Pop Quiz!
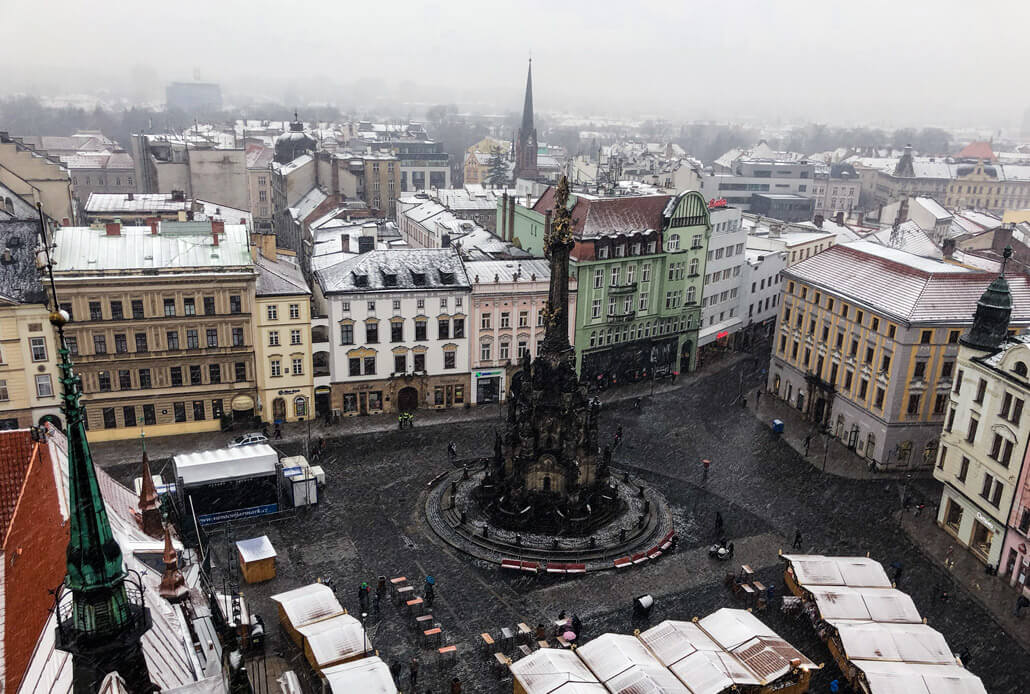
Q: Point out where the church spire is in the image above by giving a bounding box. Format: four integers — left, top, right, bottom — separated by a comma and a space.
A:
962, 246, 1013, 351
521, 59, 535, 134
138, 435, 163, 538
37, 204, 156, 693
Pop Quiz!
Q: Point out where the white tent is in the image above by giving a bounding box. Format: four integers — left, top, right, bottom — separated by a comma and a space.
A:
322, 656, 397, 694
510, 649, 605, 694
174, 444, 278, 486
806, 586, 922, 623
829, 621, 955, 665
852, 660, 988, 694
297, 614, 372, 670
782, 554, 892, 588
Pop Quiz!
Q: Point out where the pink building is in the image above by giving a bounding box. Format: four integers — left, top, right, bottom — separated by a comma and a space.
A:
467, 259, 576, 404
1001, 446, 1030, 594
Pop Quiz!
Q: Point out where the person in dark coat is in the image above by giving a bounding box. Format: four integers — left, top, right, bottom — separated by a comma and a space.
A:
409, 658, 419, 688
792, 529, 802, 550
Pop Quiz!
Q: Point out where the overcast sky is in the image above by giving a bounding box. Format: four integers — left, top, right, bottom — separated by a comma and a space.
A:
2, 0, 1028, 128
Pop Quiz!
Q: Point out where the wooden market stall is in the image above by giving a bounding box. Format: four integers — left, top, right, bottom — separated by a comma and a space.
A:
270, 583, 346, 648
321, 656, 398, 694
576, 633, 689, 693
297, 613, 372, 671
237, 535, 277, 583
509, 648, 607, 694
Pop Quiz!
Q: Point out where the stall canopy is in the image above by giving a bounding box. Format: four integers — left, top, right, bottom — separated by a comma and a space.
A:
297, 614, 371, 670
806, 586, 922, 623
782, 554, 893, 588
270, 583, 345, 630
322, 655, 397, 694
509, 649, 606, 694
829, 621, 955, 665
605, 664, 689, 694
851, 660, 988, 694
698, 608, 817, 684
236, 535, 277, 563
174, 444, 278, 486
637, 620, 721, 667
577, 633, 664, 683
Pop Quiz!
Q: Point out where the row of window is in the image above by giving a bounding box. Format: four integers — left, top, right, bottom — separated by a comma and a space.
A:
666, 233, 704, 252
265, 304, 302, 321
0, 375, 54, 400
595, 237, 658, 260
706, 243, 745, 262
72, 295, 243, 321
702, 287, 738, 307
93, 398, 231, 429
481, 311, 543, 330
267, 329, 304, 347
73, 175, 133, 187
480, 339, 535, 362
939, 446, 1006, 508
93, 362, 249, 392
592, 263, 653, 290
748, 295, 779, 318
705, 265, 742, 286
588, 317, 691, 348
339, 297, 463, 313
340, 318, 465, 345
348, 350, 455, 376
268, 357, 305, 377
68, 327, 247, 355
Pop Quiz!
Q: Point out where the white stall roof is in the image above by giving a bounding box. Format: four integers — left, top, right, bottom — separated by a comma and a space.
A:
174, 444, 278, 485
270, 583, 344, 629
322, 656, 397, 694
829, 621, 954, 665
605, 663, 690, 693
668, 650, 758, 694
296, 614, 371, 668
697, 608, 776, 651
853, 660, 988, 694
509, 649, 604, 694
638, 620, 721, 666
577, 633, 661, 683
236, 535, 276, 562
782, 554, 892, 588
807, 586, 922, 623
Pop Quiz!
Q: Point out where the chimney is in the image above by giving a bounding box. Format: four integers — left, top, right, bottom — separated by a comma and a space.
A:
105, 221, 121, 236
211, 220, 224, 246
0, 131, 9, 143
148, 218, 160, 235
357, 236, 374, 254
813, 214, 824, 229
138, 451, 162, 538
942, 238, 956, 258
127, 192, 134, 201
261, 233, 277, 260
508, 195, 516, 242
170, 189, 186, 202
500, 192, 508, 240
834, 211, 845, 226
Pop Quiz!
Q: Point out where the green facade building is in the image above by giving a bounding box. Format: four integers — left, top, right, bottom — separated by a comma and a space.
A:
501, 188, 711, 386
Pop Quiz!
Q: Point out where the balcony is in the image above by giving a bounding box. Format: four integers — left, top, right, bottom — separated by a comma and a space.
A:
609, 282, 638, 294
608, 311, 636, 323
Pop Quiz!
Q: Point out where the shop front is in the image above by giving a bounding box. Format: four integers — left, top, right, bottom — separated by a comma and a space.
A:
472, 368, 505, 405
580, 335, 680, 390
333, 373, 470, 416
938, 486, 1006, 567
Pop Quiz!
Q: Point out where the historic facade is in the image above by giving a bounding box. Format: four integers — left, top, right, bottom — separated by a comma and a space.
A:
314, 248, 472, 416
52, 220, 259, 441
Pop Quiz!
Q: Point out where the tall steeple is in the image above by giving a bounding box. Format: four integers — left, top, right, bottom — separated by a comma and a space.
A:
138, 434, 163, 538
514, 58, 539, 181
36, 204, 156, 693
962, 246, 1013, 351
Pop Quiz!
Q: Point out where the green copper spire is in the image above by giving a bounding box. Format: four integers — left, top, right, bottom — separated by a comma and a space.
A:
961, 246, 1014, 351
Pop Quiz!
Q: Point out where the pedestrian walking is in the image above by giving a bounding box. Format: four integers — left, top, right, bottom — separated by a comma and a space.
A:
358, 581, 370, 612
262, 425, 270, 439
891, 562, 903, 586
829, 679, 840, 693
803, 434, 812, 456
614, 425, 623, 448
715, 511, 724, 533
409, 657, 420, 688
1013, 594, 1029, 617
372, 591, 380, 615
274, 422, 283, 440
741, 395, 747, 408
447, 441, 457, 462
792, 529, 802, 550
424, 575, 435, 605
944, 545, 955, 569
390, 660, 402, 684
571, 613, 582, 638
755, 390, 761, 408
450, 677, 462, 694
702, 459, 710, 479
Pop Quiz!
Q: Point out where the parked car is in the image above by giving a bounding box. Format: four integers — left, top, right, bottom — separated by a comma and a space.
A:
229, 432, 269, 448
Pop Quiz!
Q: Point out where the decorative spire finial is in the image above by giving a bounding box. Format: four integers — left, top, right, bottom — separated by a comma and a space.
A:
1002, 245, 1012, 275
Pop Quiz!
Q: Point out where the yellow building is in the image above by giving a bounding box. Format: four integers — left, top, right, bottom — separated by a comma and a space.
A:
53, 219, 259, 441
252, 234, 314, 424
0, 188, 62, 430
463, 137, 509, 185
0, 134, 76, 224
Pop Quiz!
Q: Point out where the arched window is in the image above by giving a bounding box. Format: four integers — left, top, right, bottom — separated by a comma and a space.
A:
1015, 361, 1028, 377
686, 286, 697, 303
668, 234, 680, 251
294, 396, 307, 417
688, 257, 699, 276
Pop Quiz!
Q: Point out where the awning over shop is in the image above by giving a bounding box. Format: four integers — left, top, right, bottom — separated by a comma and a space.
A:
231, 394, 255, 411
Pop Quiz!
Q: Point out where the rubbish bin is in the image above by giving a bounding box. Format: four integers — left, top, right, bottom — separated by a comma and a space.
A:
633, 594, 654, 617
772, 419, 784, 434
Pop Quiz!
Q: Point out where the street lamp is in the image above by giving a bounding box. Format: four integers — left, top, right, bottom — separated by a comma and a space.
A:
361, 611, 369, 656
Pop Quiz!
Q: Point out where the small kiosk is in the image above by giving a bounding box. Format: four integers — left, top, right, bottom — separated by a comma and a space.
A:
322, 656, 397, 694
236, 535, 277, 583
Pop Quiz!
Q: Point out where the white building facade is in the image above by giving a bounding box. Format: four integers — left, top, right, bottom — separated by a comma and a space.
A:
699, 205, 747, 347
742, 247, 786, 329
314, 249, 472, 416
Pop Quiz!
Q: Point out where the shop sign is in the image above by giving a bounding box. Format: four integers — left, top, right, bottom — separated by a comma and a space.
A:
278, 388, 301, 395
474, 370, 504, 378
975, 511, 997, 532
708, 198, 727, 209
716, 331, 729, 339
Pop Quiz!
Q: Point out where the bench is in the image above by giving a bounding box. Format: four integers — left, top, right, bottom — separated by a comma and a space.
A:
501, 626, 515, 651
493, 651, 510, 675
406, 597, 424, 616
520, 561, 539, 574
438, 645, 458, 665
566, 563, 586, 574
537, 639, 550, 650
481, 632, 495, 654
500, 559, 521, 571
646, 546, 662, 560
556, 635, 570, 649
613, 557, 632, 568
415, 614, 434, 630
659, 531, 676, 551
546, 562, 567, 574
517, 623, 532, 643
518, 644, 532, 659
752, 580, 767, 593
631, 552, 649, 565
423, 627, 442, 648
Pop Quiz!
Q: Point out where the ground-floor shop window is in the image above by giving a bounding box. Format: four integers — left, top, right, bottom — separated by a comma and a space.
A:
455, 385, 464, 404
944, 498, 963, 532
344, 393, 358, 413
971, 519, 994, 559
368, 391, 382, 410
295, 396, 307, 417
434, 387, 444, 405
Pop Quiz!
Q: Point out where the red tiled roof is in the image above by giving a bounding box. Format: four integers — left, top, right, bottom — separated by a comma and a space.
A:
956, 141, 996, 161
785, 243, 1030, 324
0, 430, 34, 542
533, 187, 671, 239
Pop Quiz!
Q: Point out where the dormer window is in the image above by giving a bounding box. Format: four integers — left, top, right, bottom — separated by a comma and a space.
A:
439, 271, 455, 285
383, 273, 398, 287
412, 272, 426, 286
353, 273, 369, 287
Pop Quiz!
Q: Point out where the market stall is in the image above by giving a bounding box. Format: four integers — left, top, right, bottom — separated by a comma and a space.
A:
297, 613, 371, 671
236, 536, 277, 583
509, 648, 607, 694
576, 633, 689, 693
321, 656, 397, 694
270, 583, 345, 647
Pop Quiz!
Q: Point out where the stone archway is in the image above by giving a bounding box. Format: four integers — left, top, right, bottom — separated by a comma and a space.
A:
273, 397, 287, 421
398, 387, 419, 413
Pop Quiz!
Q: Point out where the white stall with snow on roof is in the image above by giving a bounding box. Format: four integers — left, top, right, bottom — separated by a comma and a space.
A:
321, 656, 397, 694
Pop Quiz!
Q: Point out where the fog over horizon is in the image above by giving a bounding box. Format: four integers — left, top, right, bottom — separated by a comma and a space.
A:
2, 0, 1028, 130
